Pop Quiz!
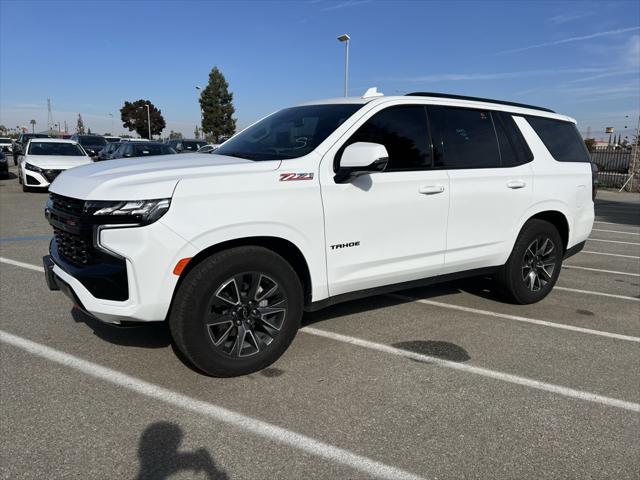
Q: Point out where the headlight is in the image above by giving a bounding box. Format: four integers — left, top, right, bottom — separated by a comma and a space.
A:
25, 163, 43, 173
85, 198, 171, 225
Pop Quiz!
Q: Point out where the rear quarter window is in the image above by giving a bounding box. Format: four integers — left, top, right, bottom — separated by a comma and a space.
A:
526, 116, 590, 163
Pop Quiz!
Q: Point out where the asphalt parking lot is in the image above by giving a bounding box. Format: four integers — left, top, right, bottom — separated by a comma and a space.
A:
1, 163, 638, 480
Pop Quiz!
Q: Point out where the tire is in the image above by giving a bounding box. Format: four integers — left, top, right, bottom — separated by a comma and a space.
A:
496, 219, 563, 304
169, 246, 303, 377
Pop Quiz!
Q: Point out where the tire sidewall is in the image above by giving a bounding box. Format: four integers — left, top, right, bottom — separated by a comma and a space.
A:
170, 247, 303, 377
505, 220, 563, 304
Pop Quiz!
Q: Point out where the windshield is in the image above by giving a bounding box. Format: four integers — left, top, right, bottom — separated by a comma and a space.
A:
28, 142, 84, 156
215, 104, 363, 160
79, 136, 107, 147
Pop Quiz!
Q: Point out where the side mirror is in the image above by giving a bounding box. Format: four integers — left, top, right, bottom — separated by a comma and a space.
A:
334, 142, 389, 183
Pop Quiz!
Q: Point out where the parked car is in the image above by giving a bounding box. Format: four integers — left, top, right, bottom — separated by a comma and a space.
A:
12, 133, 50, 165
69, 134, 108, 159
196, 144, 220, 153
18, 138, 93, 192
43, 89, 594, 377
166, 139, 207, 153
0, 151, 8, 179
112, 141, 176, 159
97, 141, 121, 161
0, 137, 13, 155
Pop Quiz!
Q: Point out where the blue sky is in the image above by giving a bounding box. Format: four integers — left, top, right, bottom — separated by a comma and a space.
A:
1, 0, 638, 140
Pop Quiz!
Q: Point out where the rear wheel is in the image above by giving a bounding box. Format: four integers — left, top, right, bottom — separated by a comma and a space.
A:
169, 246, 303, 377
497, 219, 563, 304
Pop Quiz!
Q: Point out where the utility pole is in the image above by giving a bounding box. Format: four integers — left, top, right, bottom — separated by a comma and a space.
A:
47, 98, 53, 134
145, 104, 151, 139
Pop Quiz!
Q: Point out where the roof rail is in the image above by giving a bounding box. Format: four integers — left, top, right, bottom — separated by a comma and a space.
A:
405, 92, 554, 113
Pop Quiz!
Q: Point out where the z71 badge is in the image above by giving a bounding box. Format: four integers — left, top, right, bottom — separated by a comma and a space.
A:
279, 173, 314, 182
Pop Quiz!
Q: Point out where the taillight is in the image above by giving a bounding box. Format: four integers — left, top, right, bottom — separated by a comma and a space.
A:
591, 162, 598, 200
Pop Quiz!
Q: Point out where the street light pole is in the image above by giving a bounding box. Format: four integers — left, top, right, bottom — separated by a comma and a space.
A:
108, 113, 114, 135
145, 104, 151, 139
195, 85, 204, 140
337, 34, 350, 97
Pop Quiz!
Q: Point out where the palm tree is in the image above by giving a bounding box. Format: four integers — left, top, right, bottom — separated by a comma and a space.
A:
29, 119, 36, 133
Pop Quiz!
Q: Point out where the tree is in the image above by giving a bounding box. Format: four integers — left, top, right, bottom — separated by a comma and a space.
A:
76, 114, 85, 134
169, 130, 182, 139
29, 119, 36, 133
584, 138, 596, 152
194, 125, 201, 139
0, 125, 7, 135
120, 99, 166, 139
88, 127, 92, 135
199, 66, 236, 143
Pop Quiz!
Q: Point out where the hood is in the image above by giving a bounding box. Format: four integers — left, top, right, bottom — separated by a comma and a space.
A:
49, 153, 281, 200
25, 155, 93, 169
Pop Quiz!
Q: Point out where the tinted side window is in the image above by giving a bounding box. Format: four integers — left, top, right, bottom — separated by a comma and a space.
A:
347, 105, 431, 171
431, 107, 500, 169
526, 116, 590, 162
493, 112, 533, 167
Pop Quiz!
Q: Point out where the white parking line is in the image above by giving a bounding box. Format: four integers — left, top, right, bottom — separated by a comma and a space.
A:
594, 221, 638, 226
0, 257, 44, 272
562, 265, 640, 277
555, 286, 639, 302
387, 294, 640, 343
0, 330, 425, 480
582, 251, 640, 259
588, 238, 640, 246
593, 229, 640, 236
301, 328, 640, 413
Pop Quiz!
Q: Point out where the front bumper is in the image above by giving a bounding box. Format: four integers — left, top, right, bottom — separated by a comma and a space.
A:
44, 219, 198, 324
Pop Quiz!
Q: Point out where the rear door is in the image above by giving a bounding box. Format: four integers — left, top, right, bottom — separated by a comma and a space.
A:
320, 104, 450, 296
428, 106, 534, 272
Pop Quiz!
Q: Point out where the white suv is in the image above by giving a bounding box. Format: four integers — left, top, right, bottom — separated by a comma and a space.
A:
43, 90, 595, 376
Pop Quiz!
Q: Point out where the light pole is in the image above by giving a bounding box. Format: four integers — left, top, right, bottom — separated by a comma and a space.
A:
337, 33, 350, 97
195, 85, 204, 140
145, 104, 151, 139
108, 113, 114, 135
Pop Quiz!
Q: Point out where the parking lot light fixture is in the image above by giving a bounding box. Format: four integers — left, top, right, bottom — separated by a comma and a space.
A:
337, 33, 350, 97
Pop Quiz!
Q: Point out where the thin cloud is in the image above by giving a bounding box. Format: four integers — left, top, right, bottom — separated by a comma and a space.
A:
387, 67, 607, 83
547, 11, 594, 24
495, 26, 640, 55
320, 0, 371, 12
563, 68, 639, 84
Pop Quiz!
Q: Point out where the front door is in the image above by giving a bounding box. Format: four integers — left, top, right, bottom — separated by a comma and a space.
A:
320, 104, 450, 296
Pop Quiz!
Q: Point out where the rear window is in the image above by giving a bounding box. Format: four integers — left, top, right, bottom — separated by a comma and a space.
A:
526, 116, 590, 163
493, 112, 533, 167
0, 139, 11, 144
182, 141, 206, 151
431, 107, 500, 169
79, 136, 107, 147
133, 144, 175, 156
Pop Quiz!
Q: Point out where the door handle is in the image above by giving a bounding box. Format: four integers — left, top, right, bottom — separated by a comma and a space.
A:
506, 180, 526, 189
419, 185, 445, 195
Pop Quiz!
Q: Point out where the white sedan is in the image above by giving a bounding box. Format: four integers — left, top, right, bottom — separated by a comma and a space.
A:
18, 138, 93, 192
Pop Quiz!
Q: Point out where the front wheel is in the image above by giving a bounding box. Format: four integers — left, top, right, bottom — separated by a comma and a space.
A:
496, 219, 563, 304
169, 246, 303, 377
